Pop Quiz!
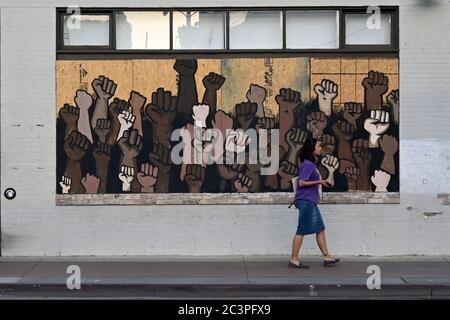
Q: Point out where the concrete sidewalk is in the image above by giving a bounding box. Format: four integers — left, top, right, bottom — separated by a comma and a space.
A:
0, 256, 449, 299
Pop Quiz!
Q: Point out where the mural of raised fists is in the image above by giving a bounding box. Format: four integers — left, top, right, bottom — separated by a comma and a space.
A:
57, 58, 399, 195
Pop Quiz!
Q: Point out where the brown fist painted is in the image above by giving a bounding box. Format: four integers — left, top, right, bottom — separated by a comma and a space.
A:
218, 163, 243, 181
202, 72, 225, 91
137, 163, 158, 193
362, 70, 389, 110
129, 91, 147, 113
275, 88, 302, 113
286, 128, 308, 154
92, 75, 117, 100
343, 102, 363, 127
379, 134, 398, 175
387, 89, 399, 125
332, 120, 356, 142
81, 173, 100, 194
236, 102, 257, 131
149, 143, 171, 174
246, 84, 267, 118
149, 142, 171, 193
109, 98, 131, 119
94, 118, 111, 144
59, 104, 80, 126
306, 111, 328, 139
276, 88, 302, 155
212, 110, 234, 140
145, 88, 177, 147
64, 131, 91, 161
184, 164, 205, 193
233, 173, 253, 193
145, 88, 177, 126
118, 129, 143, 167
352, 139, 372, 166
352, 139, 372, 191
319, 134, 336, 155
107, 98, 131, 145
173, 59, 198, 76
278, 161, 298, 190
93, 141, 111, 163
344, 165, 360, 191
256, 117, 275, 131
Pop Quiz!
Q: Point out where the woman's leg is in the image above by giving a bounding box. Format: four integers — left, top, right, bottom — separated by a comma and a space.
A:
290, 235, 304, 264
316, 230, 332, 259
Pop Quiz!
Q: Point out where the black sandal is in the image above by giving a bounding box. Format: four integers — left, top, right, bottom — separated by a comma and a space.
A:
288, 260, 309, 269
323, 258, 340, 267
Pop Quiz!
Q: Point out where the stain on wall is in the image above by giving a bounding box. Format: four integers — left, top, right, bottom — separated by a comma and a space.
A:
56, 57, 399, 196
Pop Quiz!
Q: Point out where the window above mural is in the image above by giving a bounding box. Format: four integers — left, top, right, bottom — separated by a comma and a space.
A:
57, 7, 398, 53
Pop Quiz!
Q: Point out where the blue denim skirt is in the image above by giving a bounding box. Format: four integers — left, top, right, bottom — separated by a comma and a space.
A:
295, 199, 326, 236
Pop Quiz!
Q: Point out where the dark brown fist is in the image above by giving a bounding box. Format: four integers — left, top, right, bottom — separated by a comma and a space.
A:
202, 72, 225, 91
59, 104, 79, 126
64, 131, 91, 161
236, 102, 258, 131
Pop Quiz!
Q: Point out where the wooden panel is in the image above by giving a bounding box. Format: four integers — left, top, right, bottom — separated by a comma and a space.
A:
221, 57, 310, 117
340, 74, 357, 104
311, 58, 340, 74
369, 58, 399, 74
341, 59, 356, 74
56, 60, 133, 113
355, 59, 370, 74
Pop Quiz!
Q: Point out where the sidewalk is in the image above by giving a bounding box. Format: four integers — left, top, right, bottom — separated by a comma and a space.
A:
1, 256, 449, 299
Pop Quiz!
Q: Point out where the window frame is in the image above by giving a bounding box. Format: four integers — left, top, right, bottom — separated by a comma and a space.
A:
172, 10, 228, 50
114, 10, 172, 50
58, 10, 114, 50
56, 6, 399, 58
284, 9, 341, 50
342, 7, 398, 51
228, 10, 284, 50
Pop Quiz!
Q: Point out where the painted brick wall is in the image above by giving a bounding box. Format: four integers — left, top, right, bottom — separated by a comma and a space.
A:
1, 0, 449, 256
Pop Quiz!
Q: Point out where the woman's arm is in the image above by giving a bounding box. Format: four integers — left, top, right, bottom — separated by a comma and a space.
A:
299, 179, 328, 188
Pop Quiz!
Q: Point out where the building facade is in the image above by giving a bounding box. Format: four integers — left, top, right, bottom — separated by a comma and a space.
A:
1, 0, 449, 256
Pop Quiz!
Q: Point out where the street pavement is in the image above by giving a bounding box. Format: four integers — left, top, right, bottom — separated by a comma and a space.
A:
0, 256, 449, 299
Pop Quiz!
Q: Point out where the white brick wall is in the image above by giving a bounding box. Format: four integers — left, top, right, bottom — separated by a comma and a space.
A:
1, 0, 449, 256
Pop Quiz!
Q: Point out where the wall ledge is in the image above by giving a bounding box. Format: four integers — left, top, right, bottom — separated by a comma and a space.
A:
56, 192, 400, 206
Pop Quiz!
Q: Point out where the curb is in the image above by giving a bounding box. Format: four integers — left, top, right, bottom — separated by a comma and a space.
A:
1, 283, 449, 299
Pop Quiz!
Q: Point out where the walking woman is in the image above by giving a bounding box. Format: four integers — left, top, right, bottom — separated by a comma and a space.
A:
289, 138, 340, 268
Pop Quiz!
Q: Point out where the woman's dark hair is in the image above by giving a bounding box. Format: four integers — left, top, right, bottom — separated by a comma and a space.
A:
299, 137, 318, 163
